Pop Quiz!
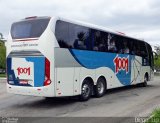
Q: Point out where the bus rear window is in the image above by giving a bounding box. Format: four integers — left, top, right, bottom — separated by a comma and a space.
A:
11, 18, 50, 39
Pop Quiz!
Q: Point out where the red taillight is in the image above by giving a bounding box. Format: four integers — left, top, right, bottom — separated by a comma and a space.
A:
44, 58, 51, 86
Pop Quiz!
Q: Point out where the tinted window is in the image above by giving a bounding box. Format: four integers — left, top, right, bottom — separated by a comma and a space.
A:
147, 43, 154, 68
129, 40, 136, 55
55, 20, 91, 50
93, 30, 108, 52
55, 21, 70, 48
107, 34, 130, 54
136, 41, 147, 57
69, 23, 90, 50
55, 20, 150, 58
108, 33, 118, 53
11, 18, 50, 39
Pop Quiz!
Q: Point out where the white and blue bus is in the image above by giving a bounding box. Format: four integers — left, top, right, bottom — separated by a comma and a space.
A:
6, 16, 154, 101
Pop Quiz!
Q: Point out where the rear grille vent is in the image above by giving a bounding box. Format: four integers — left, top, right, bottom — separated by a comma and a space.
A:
8, 50, 43, 57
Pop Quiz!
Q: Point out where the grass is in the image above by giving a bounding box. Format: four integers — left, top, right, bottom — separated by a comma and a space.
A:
146, 109, 160, 123
0, 73, 6, 78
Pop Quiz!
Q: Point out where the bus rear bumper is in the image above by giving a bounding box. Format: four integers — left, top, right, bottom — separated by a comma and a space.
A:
7, 84, 55, 97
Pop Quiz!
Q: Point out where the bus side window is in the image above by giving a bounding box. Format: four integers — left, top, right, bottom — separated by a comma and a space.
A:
108, 34, 117, 53
139, 41, 147, 57
55, 20, 70, 48
146, 43, 153, 67
93, 30, 108, 52
134, 41, 141, 56
69, 23, 90, 50
130, 40, 136, 55
93, 30, 100, 51
121, 38, 130, 54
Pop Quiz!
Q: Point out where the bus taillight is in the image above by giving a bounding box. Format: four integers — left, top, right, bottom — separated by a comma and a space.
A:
44, 58, 51, 86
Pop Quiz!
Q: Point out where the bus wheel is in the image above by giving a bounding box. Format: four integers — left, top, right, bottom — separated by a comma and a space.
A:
79, 80, 92, 101
142, 75, 148, 87
95, 77, 106, 97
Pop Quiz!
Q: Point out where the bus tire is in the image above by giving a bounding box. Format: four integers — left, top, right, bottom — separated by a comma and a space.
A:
139, 74, 148, 87
142, 74, 148, 87
95, 77, 106, 98
79, 79, 92, 101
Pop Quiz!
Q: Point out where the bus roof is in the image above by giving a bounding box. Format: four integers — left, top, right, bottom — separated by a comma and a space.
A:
22, 16, 150, 46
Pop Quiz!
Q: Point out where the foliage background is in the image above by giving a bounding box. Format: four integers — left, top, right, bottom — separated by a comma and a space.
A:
154, 46, 160, 71
0, 33, 6, 69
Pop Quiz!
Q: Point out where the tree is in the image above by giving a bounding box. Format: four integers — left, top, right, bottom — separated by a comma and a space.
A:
0, 33, 6, 69
0, 33, 3, 39
154, 45, 160, 55
154, 45, 160, 71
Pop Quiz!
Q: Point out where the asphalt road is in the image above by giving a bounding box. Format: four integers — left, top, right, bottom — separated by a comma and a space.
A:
0, 77, 160, 123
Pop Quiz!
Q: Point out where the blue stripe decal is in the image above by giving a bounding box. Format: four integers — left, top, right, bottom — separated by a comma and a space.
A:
26, 57, 45, 87
69, 49, 133, 86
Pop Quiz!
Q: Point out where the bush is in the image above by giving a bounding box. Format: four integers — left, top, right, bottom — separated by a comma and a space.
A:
146, 109, 160, 123
0, 41, 6, 69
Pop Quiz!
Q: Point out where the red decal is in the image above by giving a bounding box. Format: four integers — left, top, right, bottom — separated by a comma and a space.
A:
17, 67, 30, 76
114, 55, 129, 74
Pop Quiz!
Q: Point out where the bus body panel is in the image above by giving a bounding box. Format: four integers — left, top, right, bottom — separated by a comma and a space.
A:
54, 48, 81, 96
6, 17, 57, 97
6, 16, 154, 98
55, 67, 74, 96
7, 83, 54, 97
53, 47, 152, 97
7, 56, 45, 87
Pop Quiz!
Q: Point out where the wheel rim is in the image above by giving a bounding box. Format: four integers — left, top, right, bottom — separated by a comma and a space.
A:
82, 84, 90, 98
97, 81, 105, 94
